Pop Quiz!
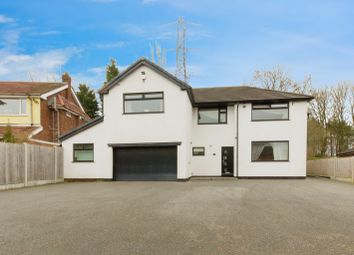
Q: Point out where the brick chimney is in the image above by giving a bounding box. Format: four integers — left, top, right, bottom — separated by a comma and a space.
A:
62, 72, 72, 99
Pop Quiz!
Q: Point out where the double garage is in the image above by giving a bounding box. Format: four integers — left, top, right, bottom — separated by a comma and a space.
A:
111, 143, 179, 181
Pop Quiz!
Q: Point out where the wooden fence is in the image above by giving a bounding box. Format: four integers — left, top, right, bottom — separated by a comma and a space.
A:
0, 143, 63, 190
307, 156, 354, 183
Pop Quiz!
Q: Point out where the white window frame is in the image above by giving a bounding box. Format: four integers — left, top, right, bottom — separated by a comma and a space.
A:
0, 97, 27, 116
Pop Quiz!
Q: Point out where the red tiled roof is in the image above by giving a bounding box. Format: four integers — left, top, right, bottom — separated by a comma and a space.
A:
0, 82, 66, 96
56, 95, 90, 120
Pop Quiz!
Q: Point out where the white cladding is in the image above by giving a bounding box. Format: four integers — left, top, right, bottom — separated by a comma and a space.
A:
238, 101, 308, 177
62, 63, 309, 179
62, 65, 192, 179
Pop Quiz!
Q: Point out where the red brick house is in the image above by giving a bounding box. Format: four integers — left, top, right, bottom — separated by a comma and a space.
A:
0, 73, 90, 145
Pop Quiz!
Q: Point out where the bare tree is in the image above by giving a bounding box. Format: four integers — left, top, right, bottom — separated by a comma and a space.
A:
292, 74, 312, 94
310, 88, 331, 127
310, 87, 331, 156
253, 66, 312, 94
328, 83, 353, 154
253, 66, 293, 91
350, 85, 354, 125
331, 83, 348, 122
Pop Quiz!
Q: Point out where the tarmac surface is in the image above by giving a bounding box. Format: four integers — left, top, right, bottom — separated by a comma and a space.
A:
0, 178, 354, 254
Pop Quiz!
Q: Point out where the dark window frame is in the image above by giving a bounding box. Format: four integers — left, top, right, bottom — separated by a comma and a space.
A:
251, 140, 289, 162
198, 107, 228, 125
123, 91, 164, 114
73, 143, 94, 162
251, 102, 289, 121
192, 147, 205, 156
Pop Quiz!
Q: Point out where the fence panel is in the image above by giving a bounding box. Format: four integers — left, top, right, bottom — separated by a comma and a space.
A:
57, 148, 64, 179
0, 143, 6, 185
307, 156, 354, 183
0, 143, 63, 190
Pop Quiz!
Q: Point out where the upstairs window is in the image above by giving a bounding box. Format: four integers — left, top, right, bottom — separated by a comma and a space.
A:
124, 92, 164, 114
198, 107, 227, 124
0, 98, 27, 115
73, 144, 94, 162
252, 103, 289, 121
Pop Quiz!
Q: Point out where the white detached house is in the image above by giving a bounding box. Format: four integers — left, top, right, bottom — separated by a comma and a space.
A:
60, 58, 313, 181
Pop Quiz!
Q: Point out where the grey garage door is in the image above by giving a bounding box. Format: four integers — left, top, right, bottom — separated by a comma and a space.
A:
113, 146, 177, 181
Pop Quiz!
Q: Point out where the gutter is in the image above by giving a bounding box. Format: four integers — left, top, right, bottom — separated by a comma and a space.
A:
236, 103, 239, 177
28, 126, 60, 146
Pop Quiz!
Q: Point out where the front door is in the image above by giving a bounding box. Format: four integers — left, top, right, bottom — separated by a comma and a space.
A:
221, 146, 234, 176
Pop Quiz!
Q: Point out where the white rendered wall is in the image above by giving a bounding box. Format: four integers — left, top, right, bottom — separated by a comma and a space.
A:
62, 64, 192, 179
237, 101, 308, 177
190, 106, 236, 176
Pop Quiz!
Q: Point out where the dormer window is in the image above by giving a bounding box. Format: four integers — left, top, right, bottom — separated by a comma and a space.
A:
123, 92, 164, 114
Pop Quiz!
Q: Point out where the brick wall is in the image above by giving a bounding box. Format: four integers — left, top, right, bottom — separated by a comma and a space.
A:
33, 99, 57, 142
0, 126, 38, 143
59, 110, 86, 138
32, 88, 88, 143
1, 74, 89, 144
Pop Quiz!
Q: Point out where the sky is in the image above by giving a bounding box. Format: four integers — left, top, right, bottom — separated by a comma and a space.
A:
0, 0, 353, 90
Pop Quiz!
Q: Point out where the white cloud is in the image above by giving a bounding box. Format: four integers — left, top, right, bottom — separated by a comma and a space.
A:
95, 41, 125, 49
31, 30, 61, 36
72, 65, 128, 89
1, 30, 20, 47
142, 0, 158, 4
120, 24, 146, 36
85, 0, 118, 3
0, 47, 81, 81
0, 14, 15, 24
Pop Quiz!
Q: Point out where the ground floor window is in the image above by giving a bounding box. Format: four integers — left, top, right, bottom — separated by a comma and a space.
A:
251, 141, 289, 162
73, 144, 94, 162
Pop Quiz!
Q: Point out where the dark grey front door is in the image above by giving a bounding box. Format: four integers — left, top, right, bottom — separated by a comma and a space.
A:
113, 146, 177, 181
221, 146, 234, 176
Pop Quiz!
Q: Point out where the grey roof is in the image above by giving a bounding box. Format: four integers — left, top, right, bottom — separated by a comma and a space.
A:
192, 86, 313, 104
59, 116, 104, 141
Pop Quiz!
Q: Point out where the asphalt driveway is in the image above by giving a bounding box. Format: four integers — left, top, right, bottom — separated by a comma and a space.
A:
0, 178, 354, 255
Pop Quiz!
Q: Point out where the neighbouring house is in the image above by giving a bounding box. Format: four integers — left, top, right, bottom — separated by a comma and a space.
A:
0, 73, 90, 145
60, 58, 313, 180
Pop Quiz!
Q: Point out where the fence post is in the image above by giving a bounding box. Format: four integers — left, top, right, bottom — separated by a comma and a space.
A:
5, 143, 9, 185
352, 157, 354, 184
24, 143, 28, 187
54, 146, 58, 183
